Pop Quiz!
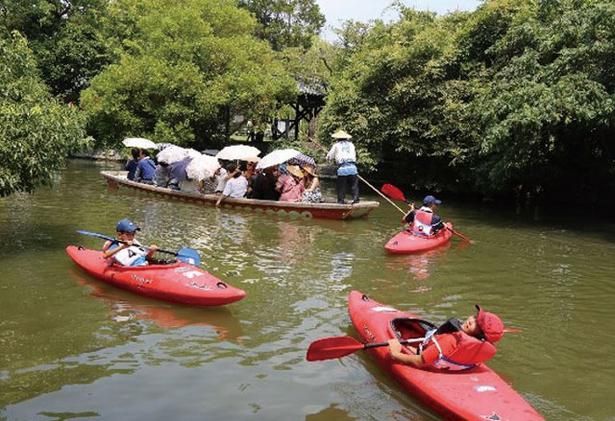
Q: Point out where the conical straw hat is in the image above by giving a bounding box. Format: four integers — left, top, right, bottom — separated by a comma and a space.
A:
331, 129, 352, 139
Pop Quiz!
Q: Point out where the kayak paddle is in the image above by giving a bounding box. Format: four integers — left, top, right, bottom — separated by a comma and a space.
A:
445, 226, 472, 243
381, 183, 410, 204
76, 230, 201, 265
306, 335, 423, 362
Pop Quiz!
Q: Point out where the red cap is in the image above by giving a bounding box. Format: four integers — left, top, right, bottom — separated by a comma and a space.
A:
475, 305, 504, 343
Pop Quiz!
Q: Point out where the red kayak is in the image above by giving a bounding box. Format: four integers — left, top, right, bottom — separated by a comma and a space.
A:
385, 222, 454, 254
66, 245, 246, 306
348, 291, 543, 420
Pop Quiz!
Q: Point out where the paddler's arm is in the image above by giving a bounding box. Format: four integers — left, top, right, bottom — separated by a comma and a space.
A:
388, 338, 425, 367
102, 241, 130, 259
402, 204, 415, 224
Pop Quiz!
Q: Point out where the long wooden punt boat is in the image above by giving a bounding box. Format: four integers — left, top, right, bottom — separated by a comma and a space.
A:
101, 171, 380, 220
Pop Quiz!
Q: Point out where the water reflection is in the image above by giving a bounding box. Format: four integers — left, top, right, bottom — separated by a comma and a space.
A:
384, 243, 452, 281
69, 270, 243, 341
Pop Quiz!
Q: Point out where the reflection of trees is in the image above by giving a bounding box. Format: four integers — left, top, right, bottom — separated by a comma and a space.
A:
305, 404, 356, 421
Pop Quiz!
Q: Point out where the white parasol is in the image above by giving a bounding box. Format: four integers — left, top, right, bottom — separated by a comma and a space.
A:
215, 145, 261, 161
186, 154, 220, 181
157, 145, 189, 164
122, 137, 157, 149
256, 148, 301, 170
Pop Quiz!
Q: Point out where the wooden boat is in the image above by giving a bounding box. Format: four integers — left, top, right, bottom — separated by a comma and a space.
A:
101, 171, 380, 220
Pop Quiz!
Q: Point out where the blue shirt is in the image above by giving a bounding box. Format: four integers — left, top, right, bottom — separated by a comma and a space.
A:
136, 157, 156, 181
125, 159, 138, 180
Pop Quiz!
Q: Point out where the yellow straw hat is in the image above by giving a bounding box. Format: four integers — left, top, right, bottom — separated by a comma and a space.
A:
287, 165, 304, 179
331, 129, 352, 139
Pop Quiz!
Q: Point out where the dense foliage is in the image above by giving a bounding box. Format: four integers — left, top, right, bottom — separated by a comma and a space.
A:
238, 0, 325, 51
0, 0, 111, 102
321, 0, 615, 202
81, 0, 297, 148
0, 32, 87, 197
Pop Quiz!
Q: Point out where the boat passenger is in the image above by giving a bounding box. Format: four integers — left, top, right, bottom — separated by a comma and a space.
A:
251, 167, 279, 200
402, 195, 444, 236
134, 149, 157, 184
388, 305, 504, 370
154, 162, 170, 187
167, 157, 192, 191
278, 165, 305, 202
326, 130, 359, 204
213, 163, 229, 193
301, 165, 322, 203
216, 164, 248, 207
244, 161, 257, 198
125, 148, 140, 181
102, 219, 159, 266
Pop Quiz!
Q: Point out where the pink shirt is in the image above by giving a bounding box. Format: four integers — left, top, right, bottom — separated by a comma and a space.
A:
277, 175, 305, 202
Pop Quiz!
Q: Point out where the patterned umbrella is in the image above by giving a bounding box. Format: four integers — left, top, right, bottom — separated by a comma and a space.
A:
288, 152, 316, 167
186, 154, 220, 181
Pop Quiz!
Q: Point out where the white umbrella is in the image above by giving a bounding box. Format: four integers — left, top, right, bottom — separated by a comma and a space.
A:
122, 137, 157, 149
185, 148, 202, 159
215, 145, 261, 161
186, 154, 220, 181
157, 145, 189, 164
256, 148, 301, 170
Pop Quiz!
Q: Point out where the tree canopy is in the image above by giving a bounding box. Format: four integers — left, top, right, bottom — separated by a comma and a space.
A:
238, 0, 325, 51
0, 31, 87, 197
80, 0, 296, 148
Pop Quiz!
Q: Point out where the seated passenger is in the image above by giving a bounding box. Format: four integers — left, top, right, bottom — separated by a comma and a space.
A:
301, 165, 322, 203
277, 165, 305, 202
216, 164, 248, 207
388, 305, 504, 370
167, 157, 192, 191
125, 148, 140, 181
102, 219, 159, 266
252, 167, 279, 200
402, 195, 445, 236
154, 162, 170, 187
134, 149, 157, 184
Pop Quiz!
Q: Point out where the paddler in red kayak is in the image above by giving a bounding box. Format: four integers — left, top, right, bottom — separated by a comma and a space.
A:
388, 305, 504, 370
402, 195, 445, 236
102, 218, 159, 266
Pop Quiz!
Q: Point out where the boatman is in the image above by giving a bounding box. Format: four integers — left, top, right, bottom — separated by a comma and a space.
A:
326, 129, 359, 204
402, 195, 445, 236
388, 305, 504, 370
102, 218, 159, 266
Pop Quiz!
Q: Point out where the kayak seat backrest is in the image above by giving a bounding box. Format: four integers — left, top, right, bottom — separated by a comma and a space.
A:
390, 318, 437, 341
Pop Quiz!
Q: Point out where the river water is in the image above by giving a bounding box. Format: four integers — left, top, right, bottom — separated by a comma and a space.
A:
1, 160, 614, 420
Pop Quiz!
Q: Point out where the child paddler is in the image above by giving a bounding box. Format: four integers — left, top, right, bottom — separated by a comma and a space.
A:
388, 305, 504, 370
102, 219, 159, 267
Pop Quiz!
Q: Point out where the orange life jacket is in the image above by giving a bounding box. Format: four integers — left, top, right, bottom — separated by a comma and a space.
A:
420, 328, 497, 371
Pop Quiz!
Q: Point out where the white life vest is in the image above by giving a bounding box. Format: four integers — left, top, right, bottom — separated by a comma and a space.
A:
109, 241, 148, 267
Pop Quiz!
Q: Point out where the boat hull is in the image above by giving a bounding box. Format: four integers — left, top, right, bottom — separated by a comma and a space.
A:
66, 246, 246, 306
101, 171, 379, 220
348, 291, 543, 420
385, 223, 454, 254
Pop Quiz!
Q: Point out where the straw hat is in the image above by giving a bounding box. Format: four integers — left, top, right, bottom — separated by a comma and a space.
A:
302, 165, 316, 176
331, 129, 352, 140
287, 165, 304, 179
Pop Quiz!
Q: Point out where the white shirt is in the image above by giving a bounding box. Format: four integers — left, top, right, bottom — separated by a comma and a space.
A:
222, 175, 248, 198
214, 168, 228, 192
326, 140, 356, 164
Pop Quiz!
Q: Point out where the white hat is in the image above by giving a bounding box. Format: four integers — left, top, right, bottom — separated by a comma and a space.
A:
331, 130, 352, 140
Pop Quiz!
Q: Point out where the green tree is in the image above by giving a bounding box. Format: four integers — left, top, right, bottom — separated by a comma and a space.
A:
238, 0, 325, 51
0, 0, 111, 102
0, 32, 87, 197
81, 0, 296, 148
